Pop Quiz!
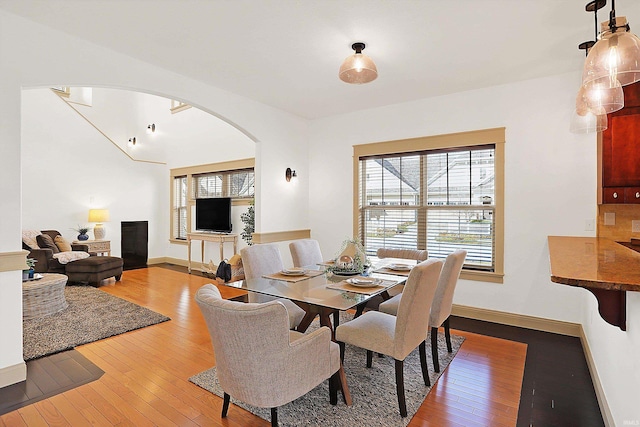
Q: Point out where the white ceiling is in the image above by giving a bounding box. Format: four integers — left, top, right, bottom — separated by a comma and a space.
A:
2, 0, 638, 119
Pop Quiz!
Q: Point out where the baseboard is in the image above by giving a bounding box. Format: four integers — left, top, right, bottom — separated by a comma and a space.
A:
0, 361, 26, 388
148, 257, 188, 267
579, 328, 615, 427
451, 304, 582, 337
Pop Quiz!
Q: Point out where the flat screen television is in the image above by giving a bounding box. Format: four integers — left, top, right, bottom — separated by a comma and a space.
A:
195, 197, 232, 233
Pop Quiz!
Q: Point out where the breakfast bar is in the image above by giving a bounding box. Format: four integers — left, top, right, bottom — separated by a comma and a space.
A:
548, 236, 640, 331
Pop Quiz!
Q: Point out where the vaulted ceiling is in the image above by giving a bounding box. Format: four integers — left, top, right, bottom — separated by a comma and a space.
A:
2, 0, 638, 119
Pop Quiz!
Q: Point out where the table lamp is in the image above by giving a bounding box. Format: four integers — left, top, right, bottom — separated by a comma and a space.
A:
88, 209, 110, 240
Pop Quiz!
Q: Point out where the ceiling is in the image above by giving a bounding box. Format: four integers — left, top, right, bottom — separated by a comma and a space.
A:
2, 0, 638, 119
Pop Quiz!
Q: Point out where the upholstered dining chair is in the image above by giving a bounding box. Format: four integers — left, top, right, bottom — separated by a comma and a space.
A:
335, 258, 443, 417
289, 239, 323, 267
353, 247, 429, 318
195, 284, 347, 427
240, 244, 306, 329
379, 249, 467, 372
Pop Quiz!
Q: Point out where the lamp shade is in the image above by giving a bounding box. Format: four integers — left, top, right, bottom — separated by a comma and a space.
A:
576, 81, 624, 114
582, 17, 640, 87
339, 42, 378, 84
570, 109, 608, 133
88, 209, 110, 223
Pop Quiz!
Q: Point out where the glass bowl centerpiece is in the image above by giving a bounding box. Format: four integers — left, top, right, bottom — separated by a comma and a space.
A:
327, 238, 370, 277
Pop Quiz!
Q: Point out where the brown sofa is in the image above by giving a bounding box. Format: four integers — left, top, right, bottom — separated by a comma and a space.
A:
24, 230, 90, 273
23, 230, 124, 285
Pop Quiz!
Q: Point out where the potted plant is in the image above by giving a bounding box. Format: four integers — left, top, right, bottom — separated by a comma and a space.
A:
73, 225, 90, 241
23, 258, 37, 280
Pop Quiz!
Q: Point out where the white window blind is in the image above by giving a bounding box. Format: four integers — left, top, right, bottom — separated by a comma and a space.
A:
359, 145, 495, 271
173, 176, 188, 240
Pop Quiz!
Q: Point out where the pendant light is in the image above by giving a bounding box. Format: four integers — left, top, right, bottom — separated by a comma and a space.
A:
582, 0, 640, 88
339, 42, 378, 84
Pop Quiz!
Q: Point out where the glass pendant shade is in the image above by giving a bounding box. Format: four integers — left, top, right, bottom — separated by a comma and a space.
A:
582, 17, 640, 87
339, 43, 378, 84
577, 81, 625, 114
570, 109, 608, 133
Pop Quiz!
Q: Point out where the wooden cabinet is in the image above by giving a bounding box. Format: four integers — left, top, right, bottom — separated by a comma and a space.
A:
601, 81, 640, 204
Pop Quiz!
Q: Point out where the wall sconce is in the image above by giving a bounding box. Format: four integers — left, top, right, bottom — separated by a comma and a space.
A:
285, 167, 297, 182
128, 137, 136, 146
146, 123, 156, 134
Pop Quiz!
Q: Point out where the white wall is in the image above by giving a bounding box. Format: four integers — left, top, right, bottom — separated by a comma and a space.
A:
309, 71, 639, 425
21, 88, 167, 257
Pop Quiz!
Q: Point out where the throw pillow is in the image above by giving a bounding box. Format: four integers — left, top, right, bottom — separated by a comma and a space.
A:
36, 234, 60, 254
22, 230, 41, 250
54, 235, 72, 252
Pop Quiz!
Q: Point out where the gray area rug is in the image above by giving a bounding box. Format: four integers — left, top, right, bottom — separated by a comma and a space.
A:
190, 313, 464, 427
23, 285, 170, 361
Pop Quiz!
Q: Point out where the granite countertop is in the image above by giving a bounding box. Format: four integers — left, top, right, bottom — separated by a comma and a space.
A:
548, 236, 640, 292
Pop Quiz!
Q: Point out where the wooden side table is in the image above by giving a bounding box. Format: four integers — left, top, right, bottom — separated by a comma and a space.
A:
74, 239, 111, 256
187, 232, 238, 273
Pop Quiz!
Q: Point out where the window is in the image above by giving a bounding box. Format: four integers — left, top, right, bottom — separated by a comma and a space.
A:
354, 128, 504, 282
170, 159, 255, 242
170, 99, 191, 114
173, 176, 188, 240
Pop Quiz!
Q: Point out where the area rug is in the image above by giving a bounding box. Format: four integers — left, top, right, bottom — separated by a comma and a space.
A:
190, 314, 464, 427
23, 285, 170, 360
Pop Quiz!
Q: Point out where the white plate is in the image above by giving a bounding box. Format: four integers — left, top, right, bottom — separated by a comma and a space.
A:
281, 269, 306, 276
347, 278, 380, 288
388, 263, 412, 271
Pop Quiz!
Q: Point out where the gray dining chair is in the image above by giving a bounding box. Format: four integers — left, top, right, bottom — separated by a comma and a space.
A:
240, 243, 306, 329
353, 247, 429, 318
195, 284, 347, 427
335, 258, 443, 417
289, 239, 323, 267
379, 249, 467, 372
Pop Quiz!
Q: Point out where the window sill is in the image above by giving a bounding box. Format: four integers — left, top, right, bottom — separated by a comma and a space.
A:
169, 238, 188, 245
460, 270, 504, 284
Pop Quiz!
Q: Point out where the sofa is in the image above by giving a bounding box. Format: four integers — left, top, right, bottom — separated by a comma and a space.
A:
22, 230, 91, 273
22, 229, 124, 285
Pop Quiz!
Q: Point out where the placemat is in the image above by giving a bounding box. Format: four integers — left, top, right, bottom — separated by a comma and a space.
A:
262, 269, 324, 283
373, 267, 412, 277
326, 277, 397, 295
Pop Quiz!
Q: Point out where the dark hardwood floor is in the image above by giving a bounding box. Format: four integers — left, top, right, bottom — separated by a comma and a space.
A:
449, 316, 604, 427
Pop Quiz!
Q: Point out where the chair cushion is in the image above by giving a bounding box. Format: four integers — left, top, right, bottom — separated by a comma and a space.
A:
378, 293, 402, 316
37, 234, 59, 253
335, 311, 397, 357
54, 235, 72, 252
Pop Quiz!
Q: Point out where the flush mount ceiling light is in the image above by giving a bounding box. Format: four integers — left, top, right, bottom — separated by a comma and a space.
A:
582, 0, 640, 88
146, 123, 156, 134
339, 42, 378, 84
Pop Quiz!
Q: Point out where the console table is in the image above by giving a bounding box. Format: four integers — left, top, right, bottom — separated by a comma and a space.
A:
74, 239, 111, 256
187, 232, 238, 273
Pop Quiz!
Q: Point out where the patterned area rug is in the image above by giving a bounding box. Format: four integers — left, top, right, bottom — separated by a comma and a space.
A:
190, 313, 464, 427
23, 285, 170, 360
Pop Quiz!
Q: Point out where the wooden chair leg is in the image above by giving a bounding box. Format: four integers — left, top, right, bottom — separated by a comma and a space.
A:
222, 392, 230, 417
339, 341, 345, 363
444, 317, 452, 352
419, 341, 431, 386
271, 407, 278, 427
395, 359, 407, 417
366, 350, 373, 368
337, 365, 352, 406
431, 326, 440, 373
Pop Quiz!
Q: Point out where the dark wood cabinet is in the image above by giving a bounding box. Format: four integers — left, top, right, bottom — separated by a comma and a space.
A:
601, 82, 640, 204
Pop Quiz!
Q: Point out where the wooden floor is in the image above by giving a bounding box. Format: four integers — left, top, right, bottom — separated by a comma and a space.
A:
1, 266, 525, 427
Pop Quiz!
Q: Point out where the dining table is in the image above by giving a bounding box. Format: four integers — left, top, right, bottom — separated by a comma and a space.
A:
218, 263, 410, 340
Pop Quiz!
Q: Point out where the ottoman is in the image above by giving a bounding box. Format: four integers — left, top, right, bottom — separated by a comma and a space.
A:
65, 256, 124, 286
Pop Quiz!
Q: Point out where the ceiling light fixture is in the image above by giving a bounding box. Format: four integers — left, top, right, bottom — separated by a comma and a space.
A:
582, 0, 640, 88
146, 123, 156, 134
339, 42, 378, 84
